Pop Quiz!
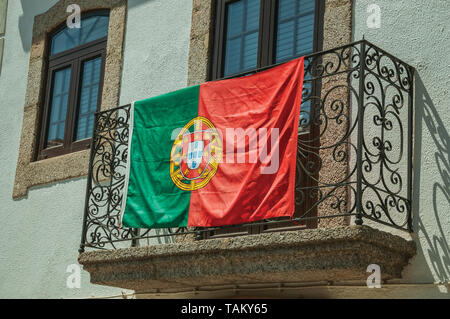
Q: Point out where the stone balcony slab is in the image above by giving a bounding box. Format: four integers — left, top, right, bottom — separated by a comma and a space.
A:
78, 225, 415, 293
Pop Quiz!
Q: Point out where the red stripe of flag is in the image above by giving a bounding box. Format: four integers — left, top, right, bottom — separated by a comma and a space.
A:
188, 57, 305, 227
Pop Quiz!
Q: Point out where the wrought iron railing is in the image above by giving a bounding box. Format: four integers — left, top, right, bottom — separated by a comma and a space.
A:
79, 40, 414, 252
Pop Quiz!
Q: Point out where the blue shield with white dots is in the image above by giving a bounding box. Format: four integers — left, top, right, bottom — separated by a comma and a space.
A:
187, 140, 204, 169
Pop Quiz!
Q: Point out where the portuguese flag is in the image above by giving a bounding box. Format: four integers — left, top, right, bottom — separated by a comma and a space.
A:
120, 57, 304, 228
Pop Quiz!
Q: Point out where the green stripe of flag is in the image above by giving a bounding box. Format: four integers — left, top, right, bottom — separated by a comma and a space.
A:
121, 85, 200, 228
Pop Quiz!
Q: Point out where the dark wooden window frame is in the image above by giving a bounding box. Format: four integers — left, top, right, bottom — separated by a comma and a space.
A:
211, 0, 324, 80
36, 11, 109, 161
206, 0, 324, 238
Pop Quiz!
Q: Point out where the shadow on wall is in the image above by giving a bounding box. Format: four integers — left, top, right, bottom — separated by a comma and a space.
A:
18, 0, 52, 52
413, 74, 450, 283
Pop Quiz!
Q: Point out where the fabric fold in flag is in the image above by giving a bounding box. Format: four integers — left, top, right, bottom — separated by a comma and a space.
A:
120, 57, 305, 228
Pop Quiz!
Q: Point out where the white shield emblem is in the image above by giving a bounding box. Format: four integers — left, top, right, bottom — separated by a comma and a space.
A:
187, 140, 204, 169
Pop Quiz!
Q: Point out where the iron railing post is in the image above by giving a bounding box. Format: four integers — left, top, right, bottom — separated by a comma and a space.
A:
407, 67, 415, 232
131, 229, 140, 247
355, 40, 366, 226
79, 111, 99, 253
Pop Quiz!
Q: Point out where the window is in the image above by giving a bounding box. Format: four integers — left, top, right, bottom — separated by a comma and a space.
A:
37, 11, 109, 160
222, 0, 260, 77
212, 0, 323, 132
212, 0, 323, 79
206, 0, 323, 238
13, 1, 126, 199
275, 0, 317, 63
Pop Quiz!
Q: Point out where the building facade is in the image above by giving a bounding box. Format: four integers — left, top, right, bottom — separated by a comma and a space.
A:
0, 0, 448, 298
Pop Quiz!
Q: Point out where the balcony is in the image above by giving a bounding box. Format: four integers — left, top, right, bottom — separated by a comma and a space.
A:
78, 40, 416, 296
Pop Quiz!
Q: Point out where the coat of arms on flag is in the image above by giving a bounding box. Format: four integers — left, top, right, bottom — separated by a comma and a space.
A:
170, 116, 222, 191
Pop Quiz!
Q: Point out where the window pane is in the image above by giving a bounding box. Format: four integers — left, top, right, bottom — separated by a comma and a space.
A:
75, 56, 102, 140
51, 15, 109, 55
46, 67, 72, 148
223, 0, 260, 77
275, 0, 315, 63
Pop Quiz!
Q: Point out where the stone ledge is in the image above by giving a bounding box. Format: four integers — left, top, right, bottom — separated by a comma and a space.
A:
78, 226, 415, 292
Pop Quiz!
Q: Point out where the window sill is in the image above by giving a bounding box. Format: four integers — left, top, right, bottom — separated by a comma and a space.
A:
13, 148, 90, 199
78, 225, 415, 293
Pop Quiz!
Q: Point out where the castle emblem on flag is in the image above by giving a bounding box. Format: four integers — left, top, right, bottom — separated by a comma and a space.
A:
187, 140, 204, 170
170, 116, 222, 191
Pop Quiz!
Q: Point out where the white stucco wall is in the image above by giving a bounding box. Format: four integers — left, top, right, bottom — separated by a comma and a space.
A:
353, 0, 450, 291
0, 0, 192, 298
